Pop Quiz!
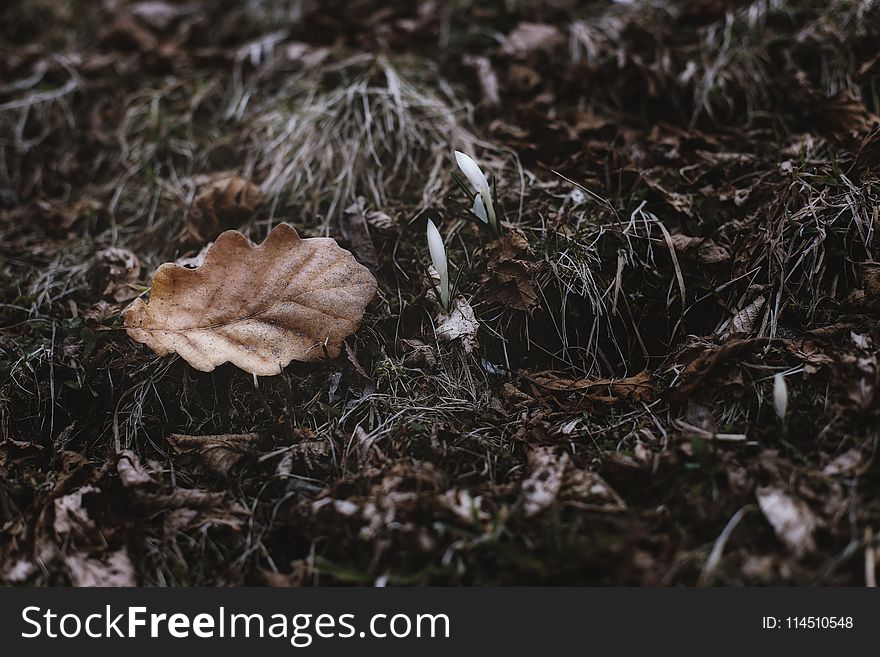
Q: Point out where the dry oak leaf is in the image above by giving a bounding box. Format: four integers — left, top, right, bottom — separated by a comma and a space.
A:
125, 223, 377, 375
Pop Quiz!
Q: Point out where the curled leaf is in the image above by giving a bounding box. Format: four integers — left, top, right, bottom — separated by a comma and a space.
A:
527, 369, 654, 410
435, 297, 479, 353
125, 223, 377, 375
522, 447, 624, 517
181, 175, 263, 246
478, 230, 539, 312
91, 247, 142, 302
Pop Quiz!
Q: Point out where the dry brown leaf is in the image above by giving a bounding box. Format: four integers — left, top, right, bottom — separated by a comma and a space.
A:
398, 339, 437, 369
722, 296, 766, 337
855, 125, 880, 177
181, 175, 263, 246
823, 448, 870, 479
91, 247, 142, 302
522, 447, 624, 517
125, 223, 377, 375
522, 447, 567, 517
464, 54, 500, 107
165, 505, 248, 533
664, 233, 730, 264
502, 22, 564, 57
274, 440, 332, 477
142, 488, 226, 510
53, 487, 98, 536
114, 450, 243, 521
478, 230, 539, 312
815, 89, 878, 134
131, 1, 183, 31
167, 432, 260, 477
435, 297, 479, 353
644, 179, 693, 216
67, 549, 136, 587
674, 337, 775, 398
527, 370, 655, 409
438, 489, 490, 524
845, 263, 880, 310
117, 450, 154, 488
756, 486, 818, 558
340, 198, 379, 269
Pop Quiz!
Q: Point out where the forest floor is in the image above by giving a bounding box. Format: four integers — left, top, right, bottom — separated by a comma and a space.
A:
1, 0, 879, 586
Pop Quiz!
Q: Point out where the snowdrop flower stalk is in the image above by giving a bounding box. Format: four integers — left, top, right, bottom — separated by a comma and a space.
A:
454, 150, 498, 233
426, 219, 451, 311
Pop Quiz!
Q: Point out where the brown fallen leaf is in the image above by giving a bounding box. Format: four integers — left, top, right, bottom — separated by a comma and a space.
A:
521, 447, 566, 517
131, 1, 184, 31
167, 432, 260, 478
845, 263, 880, 311
91, 247, 142, 302
114, 451, 233, 510
507, 63, 542, 94
502, 22, 564, 58
438, 489, 490, 525
527, 370, 654, 410
522, 447, 624, 517
721, 295, 765, 337
434, 297, 479, 353
822, 447, 872, 477
664, 233, 731, 265
116, 450, 154, 488
274, 440, 332, 478
756, 486, 818, 558
165, 506, 248, 533
673, 337, 776, 398
398, 338, 437, 369
463, 55, 500, 107
66, 549, 136, 587
180, 175, 263, 246
53, 486, 99, 537
478, 230, 539, 312
855, 125, 880, 178
125, 223, 377, 375
814, 89, 878, 135
340, 198, 379, 269
644, 178, 694, 217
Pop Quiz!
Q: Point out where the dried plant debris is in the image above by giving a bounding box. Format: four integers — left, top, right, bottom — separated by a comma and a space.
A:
181, 175, 263, 246
90, 247, 142, 302
478, 230, 539, 312
125, 223, 377, 374
756, 487, 818, 558
2, 0, 880, 586
166, 433, 261, 478
434, 297, 479, 354
522, 447, 624, 517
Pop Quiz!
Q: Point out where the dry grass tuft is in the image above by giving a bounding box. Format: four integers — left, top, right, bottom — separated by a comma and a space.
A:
242, 55, 518, 228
